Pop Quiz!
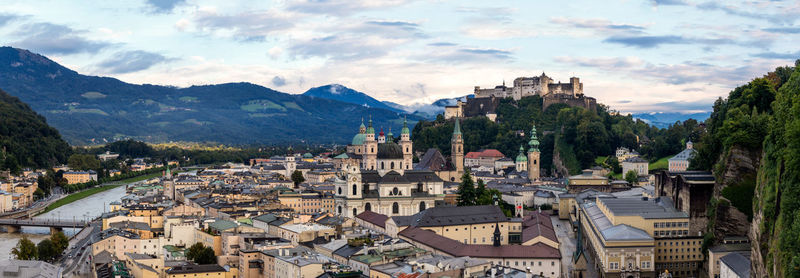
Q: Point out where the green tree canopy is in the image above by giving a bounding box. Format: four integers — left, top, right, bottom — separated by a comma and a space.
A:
186, 243, 216, 265
67, 154, 101, 170
36, 239, 57, 262
11, 236, 37, 260
624, 170, 639, 184
456, 169, 476, 206
291, 170, 305, 187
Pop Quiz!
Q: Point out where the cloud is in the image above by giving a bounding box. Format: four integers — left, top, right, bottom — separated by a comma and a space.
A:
603, 35, 735, 48
193, 9, 294, 41
271, 76, 287, 87
649, 0, 688, 6
288, 35, 392, 61
285, 0, 412, 16
286, 20, 425, 61
145, 0, 187, 13
751, 50, 800, 59
96, 50, 171, 74
550, 17, 647, 35
13, 23, 112, 55
762, 27, 800, 34
695, 1, 799, 25
554, 56, 644, 68
419, 46, 514, 63
557, 56, 777, 87
0, 13, 22, 27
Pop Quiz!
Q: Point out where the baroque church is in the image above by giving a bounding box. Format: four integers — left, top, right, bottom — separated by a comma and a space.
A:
334, 117, 466, 218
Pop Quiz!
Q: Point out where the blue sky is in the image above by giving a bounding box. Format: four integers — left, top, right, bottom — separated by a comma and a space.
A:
1, 0, 798, 114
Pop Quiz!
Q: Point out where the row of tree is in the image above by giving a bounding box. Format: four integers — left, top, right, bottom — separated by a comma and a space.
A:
11, 232, 69, 262
455, 169, 513, 216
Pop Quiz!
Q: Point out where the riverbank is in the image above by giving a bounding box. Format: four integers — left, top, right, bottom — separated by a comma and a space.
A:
40, 170, 171, 215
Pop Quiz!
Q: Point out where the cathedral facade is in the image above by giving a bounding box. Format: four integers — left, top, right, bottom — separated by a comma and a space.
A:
335, 117, 465, 217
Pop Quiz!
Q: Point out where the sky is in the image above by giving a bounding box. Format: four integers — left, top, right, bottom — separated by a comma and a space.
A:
0, 0, 798, 114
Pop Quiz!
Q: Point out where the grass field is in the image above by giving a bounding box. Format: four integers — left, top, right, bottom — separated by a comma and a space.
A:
594, 156, 608, 165
650, 156, 673, 170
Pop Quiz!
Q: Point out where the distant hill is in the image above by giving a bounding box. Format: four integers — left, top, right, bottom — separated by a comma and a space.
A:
632, 112, 711, 128
0, 47, 416, 145
0, 88, 71, 171
303, 84, 403, 113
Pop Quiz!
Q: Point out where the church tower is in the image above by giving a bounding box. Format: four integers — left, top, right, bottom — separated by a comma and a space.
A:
451, 118, 464, 174
400, 117, 413, 170
164, 164, 175, 200
527, 124, 540, 180
378, 128, 386, 143
515, 145, 528, 173
364, 116, 377, 170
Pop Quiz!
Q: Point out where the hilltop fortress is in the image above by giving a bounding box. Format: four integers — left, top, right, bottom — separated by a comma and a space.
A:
446, 73, 597, 120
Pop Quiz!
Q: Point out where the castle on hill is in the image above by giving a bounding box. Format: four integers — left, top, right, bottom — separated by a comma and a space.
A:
445, 72, 597, 121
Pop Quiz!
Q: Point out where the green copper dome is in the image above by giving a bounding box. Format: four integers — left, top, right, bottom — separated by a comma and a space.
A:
366, 117, 375, 134
387, 127, 394, 139
516, 145, 528, 162
352, 133, 367, 145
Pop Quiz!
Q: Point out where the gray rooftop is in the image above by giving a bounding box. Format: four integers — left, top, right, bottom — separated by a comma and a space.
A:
583, 202, 653, 242
598, 196, 688, 219
720, 252, 751, 277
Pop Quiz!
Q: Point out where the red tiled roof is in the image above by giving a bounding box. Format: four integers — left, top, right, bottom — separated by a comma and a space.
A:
355, 210, 389, 229
398, 227, 560, 259
465, 149, 505, 159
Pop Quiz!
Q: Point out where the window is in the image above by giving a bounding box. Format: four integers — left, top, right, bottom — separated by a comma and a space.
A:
338, 187, 342, 195
352, 184, 357, 195
390, 162, 395, 169
392, 202, 399, 214
392, 187, 399, 196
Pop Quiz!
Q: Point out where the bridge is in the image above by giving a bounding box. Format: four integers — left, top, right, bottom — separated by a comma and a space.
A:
0, 218, 89, 234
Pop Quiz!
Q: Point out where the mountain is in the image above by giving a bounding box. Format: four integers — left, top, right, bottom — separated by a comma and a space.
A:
0, 47, 415, 145
302, 84, 403, 113
632, 112, 711, 128
0, 88, 71, 171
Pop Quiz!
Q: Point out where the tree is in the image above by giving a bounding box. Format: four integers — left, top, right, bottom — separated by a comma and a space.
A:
607, 157, 622, 174
36, 239, 57, 262
11, 236, 37, 260
291, 170, 305, 187
67, 154, 101, 170
51, 231, 69, 254
625, 170, 639, 184
186, 243, 216, 264
456, 169, 477, 206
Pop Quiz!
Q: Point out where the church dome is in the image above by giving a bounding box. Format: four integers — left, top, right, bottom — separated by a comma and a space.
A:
352, 133, 367, 145
377, 142, 404, 159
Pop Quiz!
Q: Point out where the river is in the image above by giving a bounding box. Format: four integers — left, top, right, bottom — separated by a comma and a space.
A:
0, 185, 127, 258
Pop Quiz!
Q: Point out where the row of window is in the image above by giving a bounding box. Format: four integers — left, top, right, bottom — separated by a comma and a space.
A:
658, 239, 702, 246
657, 254, 700, 260
444, 224, 505, 232
655, 230, 690, 237
654, 222, 689, 228
657, 247, 699, 253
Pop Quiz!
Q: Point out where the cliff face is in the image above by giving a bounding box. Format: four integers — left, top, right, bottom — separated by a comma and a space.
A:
750, 64, 800, 278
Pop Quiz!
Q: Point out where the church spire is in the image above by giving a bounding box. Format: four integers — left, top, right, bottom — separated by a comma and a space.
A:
453, 117, 462, 135
528, 124, 540, 153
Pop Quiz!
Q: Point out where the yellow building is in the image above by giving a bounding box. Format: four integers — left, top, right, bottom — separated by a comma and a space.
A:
63, 171, 97, 184
278, 191, 335, 214
578, 196, 703, 278
568, 170, 610, 193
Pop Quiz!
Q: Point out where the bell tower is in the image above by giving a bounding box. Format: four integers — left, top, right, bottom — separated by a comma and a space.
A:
451, 118, 464, 174
364, 116, 377, 170
527, 124, 541, 180
400, 117, 413, 170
